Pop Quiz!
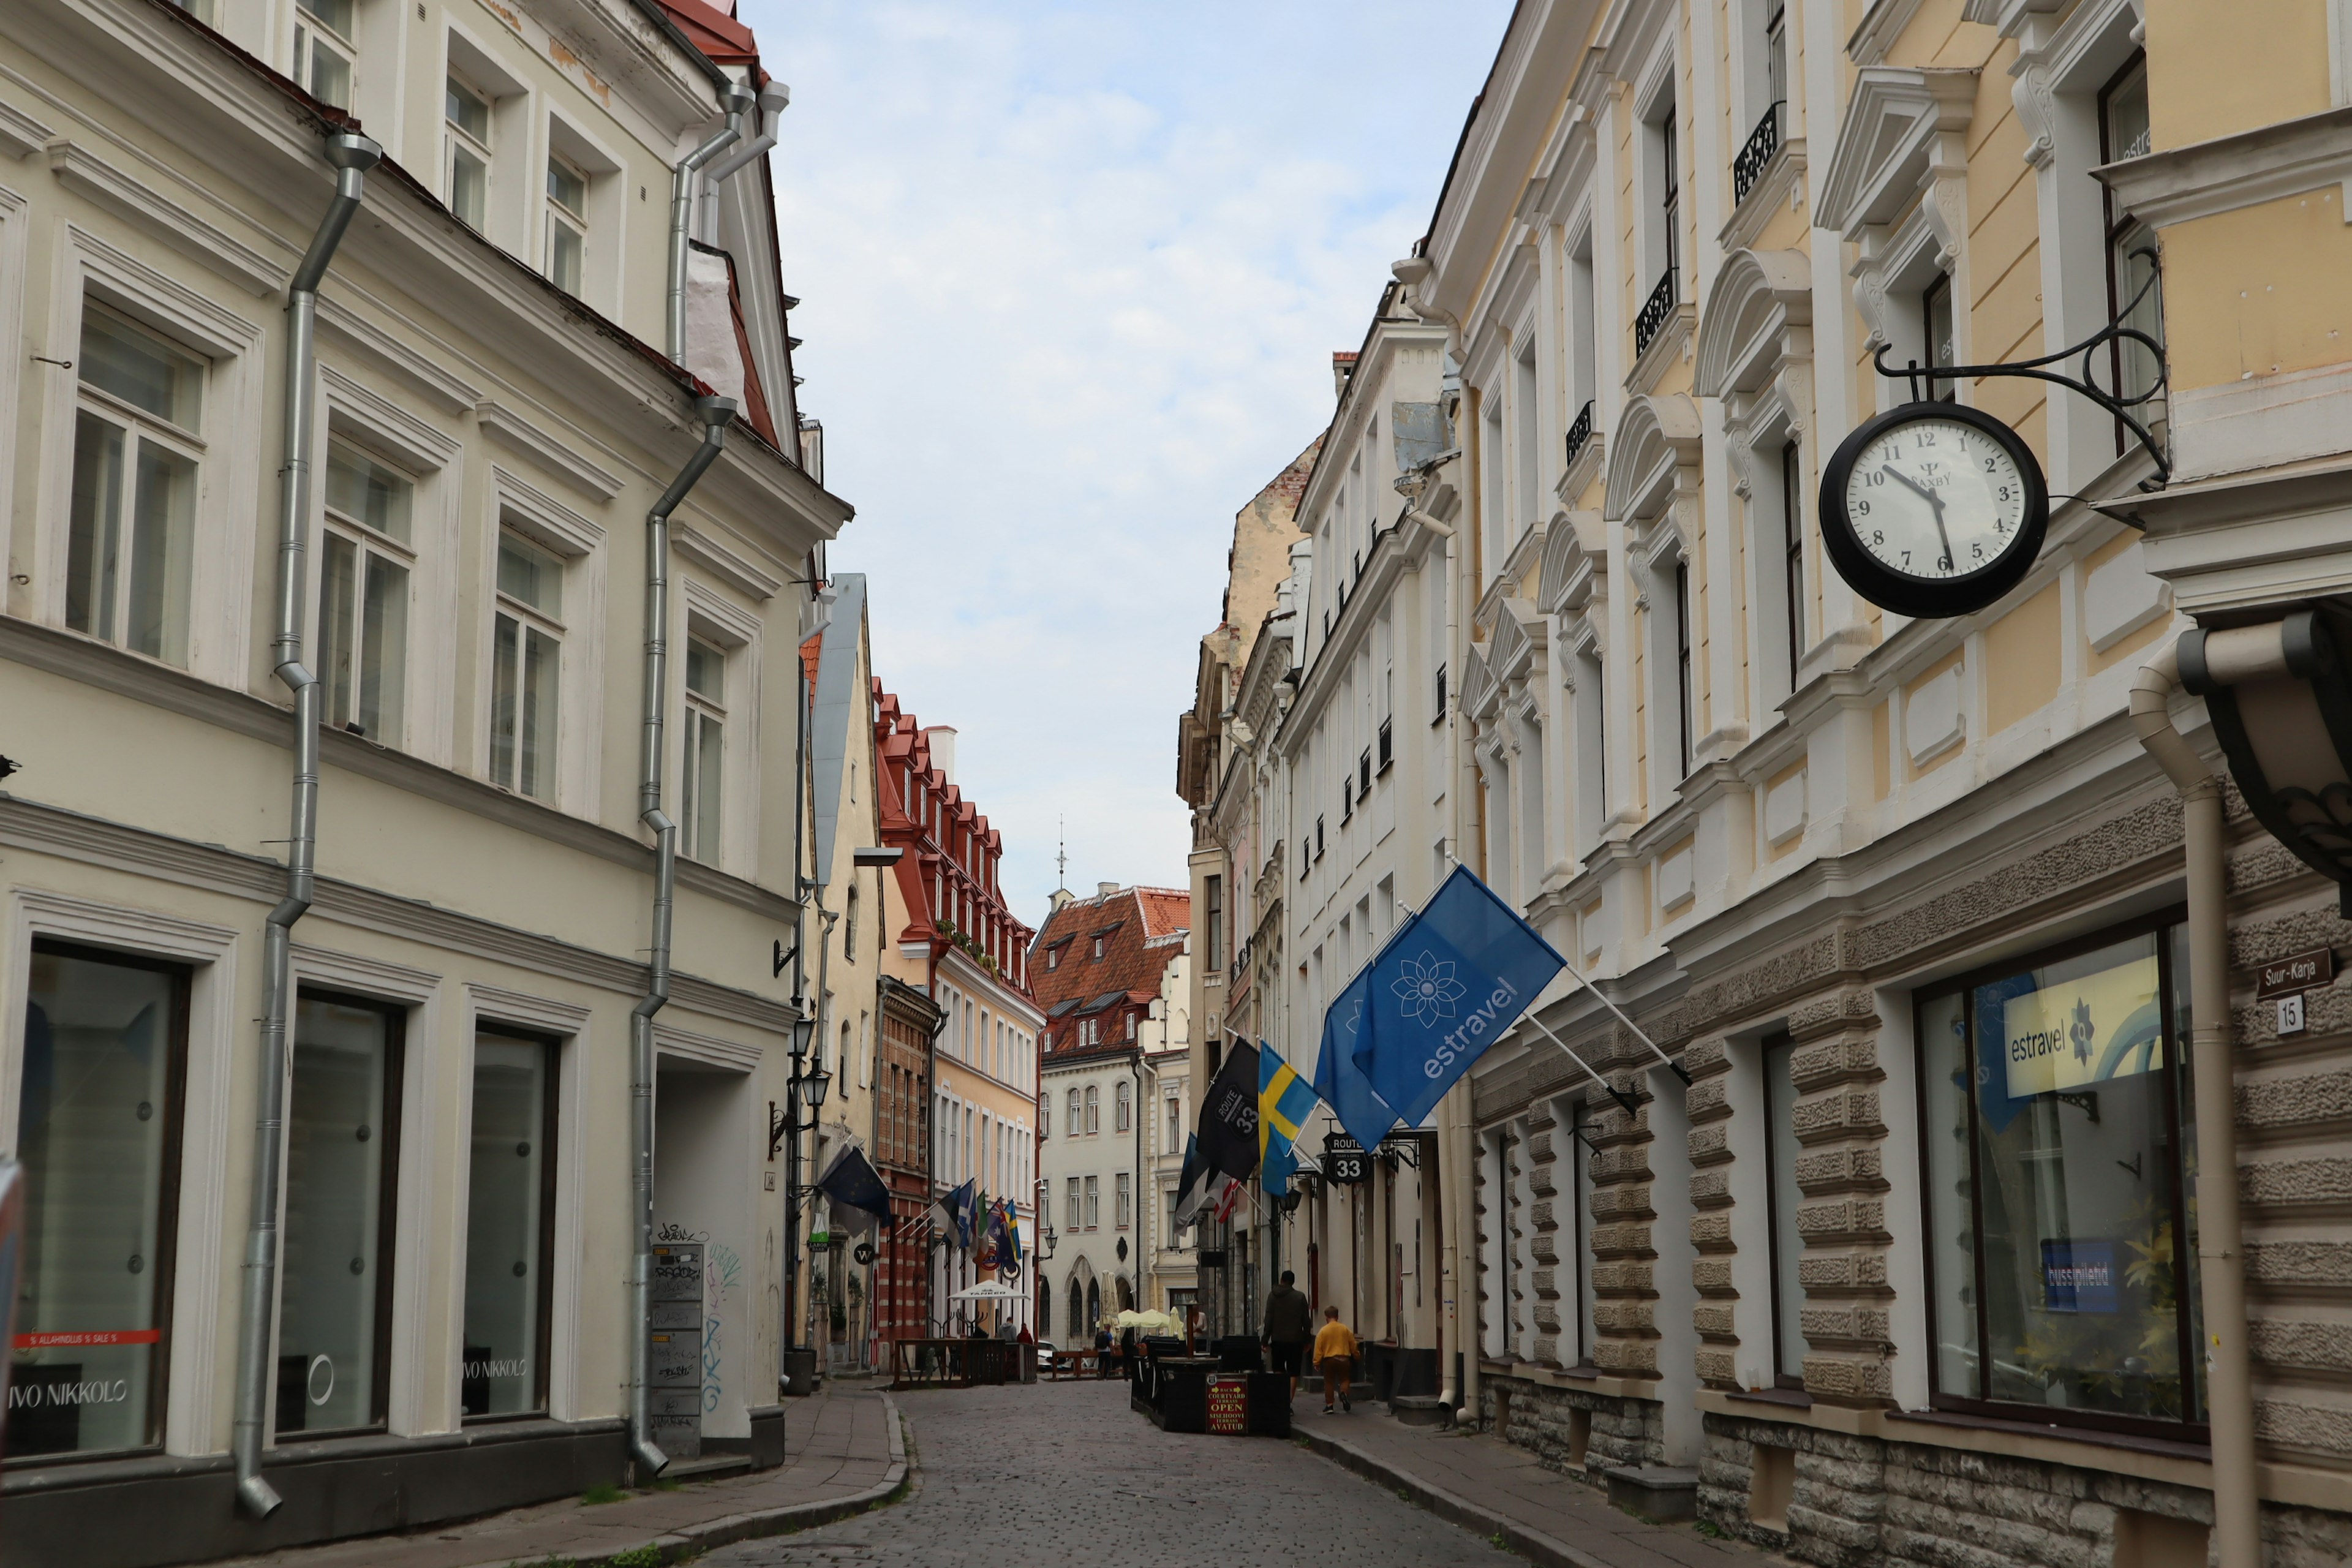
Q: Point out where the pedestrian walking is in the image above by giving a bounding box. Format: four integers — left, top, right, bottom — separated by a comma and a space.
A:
1261, 1269, 1313, 1398
1313, 1305, 1358, 1413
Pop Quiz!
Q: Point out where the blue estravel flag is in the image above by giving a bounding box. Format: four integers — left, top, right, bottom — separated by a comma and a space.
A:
1353, 865, 1566, 1129
1314, 961, 1404, 1152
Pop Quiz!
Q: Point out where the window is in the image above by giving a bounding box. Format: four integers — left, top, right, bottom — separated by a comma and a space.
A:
1039, 1093, 1051, 1140
2100, 53, 2162, 447
293, 0, 356, 110
67, 304, 203, 667
1090, 934, 1106, 961
1084, 1085, 1099, 1136
1065, 1177, 1081, 1231
15, 943, 190, 1458
682, 637, 725, 864
1065, 1087, 1080, 1135
1660, 111, 1679, 282
1923, 274, 1957, 402
1167, 1189, 1181, 1243
1359, 747, 1373, 801
1571, 1101, 1595, 1365
1674, 559, 1694, 780
1204, 875, 1223, 973
1084, 1175, 1099, 1230
1166, 1092, 1181, 1150
845, 886, 859, 949
1115, 1079, 1131, 1133
1047, 942, 1063, 971
464, 1032, 556, 1417
1779, 442, 1806, 699
545, 154, 587, 295
279, 993, 404, 1434
1761, 1033, 1806, 1387
1315, 815, 1325, 862
1433, 662, 1447, 725
1917, 918, 2199, 1431
445, 74, 492, 231
490, 532, 562, 800
318, 441, 413, 743
1115, 1173, 1132, 1231
1765, 2, 1788, 112
1378, 717, 1393, 774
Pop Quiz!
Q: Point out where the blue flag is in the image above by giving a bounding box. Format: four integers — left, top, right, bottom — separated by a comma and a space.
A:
1314, 962, 1404, 1152
1352, 865, 1565, 1131
1259, 1042, 1319, 1195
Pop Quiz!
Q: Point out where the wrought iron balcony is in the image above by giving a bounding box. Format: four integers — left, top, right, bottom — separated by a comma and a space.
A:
1634, 268, 1677, 359
1563, 398, 1596, 471
1732, 101, 1785, 206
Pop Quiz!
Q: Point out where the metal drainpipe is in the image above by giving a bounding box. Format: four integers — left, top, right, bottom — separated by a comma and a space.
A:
628, 395, 738, 1480
232, 130, 383, 1520
666, 80, 756, 362
2129, 636, 2269, 1568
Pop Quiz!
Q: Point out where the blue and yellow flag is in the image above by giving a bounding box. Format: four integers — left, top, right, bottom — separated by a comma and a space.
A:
1259, 1041, 1319, 1194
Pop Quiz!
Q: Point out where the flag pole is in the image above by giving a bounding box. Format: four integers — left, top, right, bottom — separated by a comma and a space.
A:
1518, 1010, 1642, 1119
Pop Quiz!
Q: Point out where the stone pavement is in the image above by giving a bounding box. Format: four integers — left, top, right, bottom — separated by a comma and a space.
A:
213, 1383, 903, 1568
1291, 1400, 1765, 1568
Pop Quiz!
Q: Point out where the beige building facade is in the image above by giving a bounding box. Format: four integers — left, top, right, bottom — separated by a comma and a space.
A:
0, 2, 842, 1562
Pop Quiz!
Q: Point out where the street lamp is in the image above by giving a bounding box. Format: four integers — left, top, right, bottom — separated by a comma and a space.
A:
2179, 608, 2352, 908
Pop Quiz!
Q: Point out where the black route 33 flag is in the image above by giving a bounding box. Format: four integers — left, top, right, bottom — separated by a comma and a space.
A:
1175, 1041, 1259, 1228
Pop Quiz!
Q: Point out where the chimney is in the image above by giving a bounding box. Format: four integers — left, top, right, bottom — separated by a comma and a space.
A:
1096, 881, 1120, 899
926, 725, 957, 783
1049, 888, 1076, 914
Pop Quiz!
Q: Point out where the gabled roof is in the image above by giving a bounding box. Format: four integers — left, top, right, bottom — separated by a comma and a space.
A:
1030, 884, 1189, 1053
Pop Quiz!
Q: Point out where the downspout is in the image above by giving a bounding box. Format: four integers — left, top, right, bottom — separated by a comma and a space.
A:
2129, 638, 2265, 1568
666, 80, 756, 362
706, 81, 791, 186
233, 130, 382, 1521
628, 394, 738, 1480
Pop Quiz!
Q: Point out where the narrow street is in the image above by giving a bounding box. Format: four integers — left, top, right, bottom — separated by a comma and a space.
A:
706, 1383, 1515, 1568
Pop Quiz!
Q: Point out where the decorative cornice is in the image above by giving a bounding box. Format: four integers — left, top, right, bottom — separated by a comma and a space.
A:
46, 137, 287, 296
2098, 104, 2352, 228
315, 295, 483, 414
1815, 67, 1979, 240
0, 96, 53, 160
475, 400, 625, 501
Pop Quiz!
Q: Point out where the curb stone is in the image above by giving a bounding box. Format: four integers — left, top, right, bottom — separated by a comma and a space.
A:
491, 1392, 911, 1568
1296, 1424, 1624, 1568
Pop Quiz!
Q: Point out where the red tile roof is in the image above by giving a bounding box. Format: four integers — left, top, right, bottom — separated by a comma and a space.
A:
653, 0, 758, 66
1030, 886, 1189, 1056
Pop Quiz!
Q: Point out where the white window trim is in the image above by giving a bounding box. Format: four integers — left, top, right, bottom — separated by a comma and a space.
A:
484, 468, 605, 814
36, 228, 266, 688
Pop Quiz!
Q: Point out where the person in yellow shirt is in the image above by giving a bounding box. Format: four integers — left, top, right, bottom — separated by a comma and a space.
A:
1313, 1305, 1358, 1414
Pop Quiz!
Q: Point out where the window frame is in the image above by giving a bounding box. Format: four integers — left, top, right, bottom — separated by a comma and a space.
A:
317, 437, 417, 745
293, 0, 358, 111
2098, 49, 2161, 454
443, 70, 495, 232
15, 939, 193, 1466
1673, 557, 1694, 780
489, 529, 565, 801
543, 151, 588, 296
1759, 1031, 1806, 1389
461, 1029, 560, 1422
281, 986, 407, 1438
1910, 907, 2201, 1441
681, 633, 727, 865
1780, 441, 1806, 696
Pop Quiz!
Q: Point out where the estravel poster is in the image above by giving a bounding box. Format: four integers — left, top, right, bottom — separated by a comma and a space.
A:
1997, 952, 2165, 1099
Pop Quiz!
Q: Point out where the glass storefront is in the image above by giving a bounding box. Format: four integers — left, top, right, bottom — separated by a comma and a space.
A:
277, 995, 402, 1436
13, 944, 187, 1458
1918, 920, 2203, 1431
462, 1033, 555, 1418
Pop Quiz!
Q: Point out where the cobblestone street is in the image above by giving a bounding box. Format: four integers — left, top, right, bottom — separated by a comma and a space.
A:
702, 1382, 1512, 1568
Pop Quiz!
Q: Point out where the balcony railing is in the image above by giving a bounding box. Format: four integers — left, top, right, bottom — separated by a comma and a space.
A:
1634, 268, 1677, 359
1732, 101, 1785, 206
1563, 398, 1596, 472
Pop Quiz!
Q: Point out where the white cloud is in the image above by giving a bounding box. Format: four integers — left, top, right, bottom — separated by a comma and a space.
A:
741, 0, 1512, 925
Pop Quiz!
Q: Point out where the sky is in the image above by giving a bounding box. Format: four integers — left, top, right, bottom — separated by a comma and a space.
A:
742, 0, 1515, 930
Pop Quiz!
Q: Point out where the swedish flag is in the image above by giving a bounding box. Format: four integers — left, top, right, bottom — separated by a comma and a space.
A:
1259, 1042, 1319, 1195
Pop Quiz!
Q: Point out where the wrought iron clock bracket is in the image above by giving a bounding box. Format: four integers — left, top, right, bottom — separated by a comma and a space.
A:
1872, 249, 2169, 518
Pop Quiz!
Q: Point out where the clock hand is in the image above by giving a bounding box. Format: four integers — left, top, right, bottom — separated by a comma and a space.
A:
1881, 464, 1953, 567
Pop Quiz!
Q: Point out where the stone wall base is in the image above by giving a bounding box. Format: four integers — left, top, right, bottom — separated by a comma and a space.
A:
1476, 1374, 1660, 1482
1700, 1409, 2352, 1568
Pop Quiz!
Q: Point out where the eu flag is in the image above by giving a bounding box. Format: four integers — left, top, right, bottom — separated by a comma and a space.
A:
1314, 961, 1404, 1152
1352, 865, 1564, 1131
1259, 1042, 1318, 1194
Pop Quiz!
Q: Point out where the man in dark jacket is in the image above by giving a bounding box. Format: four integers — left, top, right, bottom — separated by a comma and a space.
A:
1261, 1270, 1314, 1398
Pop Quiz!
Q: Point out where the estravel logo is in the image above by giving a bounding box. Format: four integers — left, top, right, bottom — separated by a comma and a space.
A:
1422, 975, 1521, 1078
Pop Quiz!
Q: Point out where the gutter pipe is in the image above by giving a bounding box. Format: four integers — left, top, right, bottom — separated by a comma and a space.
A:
233, 130, 382, 1520
707, 81, 791, 186
666, 80, 757, 362
2130, 636, 2269, 1568
628, 394, 739, 1479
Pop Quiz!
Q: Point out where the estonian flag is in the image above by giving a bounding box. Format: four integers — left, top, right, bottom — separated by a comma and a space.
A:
1258, 1042, 1317, 1195
814, 1142, 893, 1234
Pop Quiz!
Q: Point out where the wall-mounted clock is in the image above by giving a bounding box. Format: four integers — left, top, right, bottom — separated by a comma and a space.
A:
1818, 400, 2049, 620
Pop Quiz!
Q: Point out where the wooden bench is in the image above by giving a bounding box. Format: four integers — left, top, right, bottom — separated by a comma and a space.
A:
1046, 1350, 1090, 1381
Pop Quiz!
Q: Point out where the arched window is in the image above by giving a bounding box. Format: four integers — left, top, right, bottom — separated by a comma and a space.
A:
1114, 1080, 1131, 1133
1068, 1278, 1083, 1343
1066, 1087, 1081, 1134
1084, 1085, 1099, 1136
1085, 1278, 1101, 1331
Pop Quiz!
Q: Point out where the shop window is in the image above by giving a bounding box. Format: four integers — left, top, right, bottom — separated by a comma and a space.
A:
1917, 919, 2200, 1431
1761, 1033, 1806, 1386
278, 993, 404, 1436
464, 1033, 557, 1418
15, 943, 190, 1459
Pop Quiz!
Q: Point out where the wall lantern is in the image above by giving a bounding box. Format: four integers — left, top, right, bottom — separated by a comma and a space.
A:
2180, 608, 2352, 914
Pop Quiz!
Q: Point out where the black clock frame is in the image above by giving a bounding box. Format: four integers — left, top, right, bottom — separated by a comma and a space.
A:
1817, 399, 2051, 620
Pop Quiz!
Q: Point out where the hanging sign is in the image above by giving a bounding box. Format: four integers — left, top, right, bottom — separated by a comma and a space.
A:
1322, 1131, 1368, 1186
1819, 402, 2050, 620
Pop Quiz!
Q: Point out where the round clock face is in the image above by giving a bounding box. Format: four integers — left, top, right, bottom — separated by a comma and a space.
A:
1819, 401, 2051, 619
